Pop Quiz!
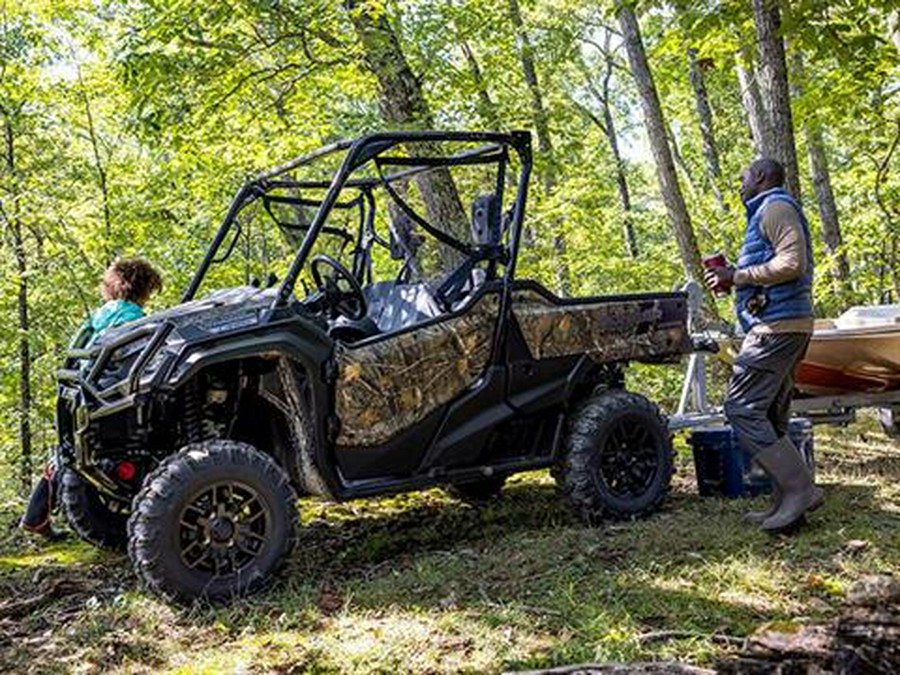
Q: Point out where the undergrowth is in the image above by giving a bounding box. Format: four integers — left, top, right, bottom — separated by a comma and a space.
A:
1, 417, 898, 674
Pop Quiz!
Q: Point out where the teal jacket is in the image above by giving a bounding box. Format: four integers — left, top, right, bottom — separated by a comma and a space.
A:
82, 300, 145, 346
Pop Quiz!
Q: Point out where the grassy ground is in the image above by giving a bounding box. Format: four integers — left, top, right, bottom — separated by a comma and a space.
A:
1, 417, 899, 674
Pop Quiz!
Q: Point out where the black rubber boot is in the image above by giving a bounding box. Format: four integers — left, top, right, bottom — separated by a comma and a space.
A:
744, 484, 781, 524
20, 465, 67, 541
754, 436, 824, 533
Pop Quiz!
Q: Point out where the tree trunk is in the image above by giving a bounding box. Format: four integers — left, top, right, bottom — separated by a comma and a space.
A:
345, 0, 468, 261
2, 109, 32, 493
616, 1, 711, 310
752, 0, 801, 199
736, 44, 773, 158
460, 41, 499, 130
889, 10, 900, 52
507, 0, 569, 295
791, 53, 850, 294
78, 72, 113, 262
667, 123, 697, 196
687, 48, 729, 214
579, 46, 638, 258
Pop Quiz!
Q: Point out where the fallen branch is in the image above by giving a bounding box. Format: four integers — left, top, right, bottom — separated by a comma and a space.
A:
0, 579, 83, 620
634, 629, 746, 647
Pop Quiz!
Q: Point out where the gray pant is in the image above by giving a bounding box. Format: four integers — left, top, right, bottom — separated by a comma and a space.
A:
724, 332, 811, 457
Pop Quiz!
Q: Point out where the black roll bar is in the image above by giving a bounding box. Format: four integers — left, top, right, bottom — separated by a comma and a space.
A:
182, 130, 533, 309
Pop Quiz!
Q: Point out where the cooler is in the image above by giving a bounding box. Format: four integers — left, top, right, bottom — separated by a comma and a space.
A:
689, 418, 815, 498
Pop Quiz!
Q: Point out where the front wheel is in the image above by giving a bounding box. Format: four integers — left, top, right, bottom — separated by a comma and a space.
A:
127, 440, 298, 604
555, 389, 673, 523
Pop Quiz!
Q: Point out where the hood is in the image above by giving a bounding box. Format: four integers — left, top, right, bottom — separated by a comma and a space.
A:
94, 286, 282, 347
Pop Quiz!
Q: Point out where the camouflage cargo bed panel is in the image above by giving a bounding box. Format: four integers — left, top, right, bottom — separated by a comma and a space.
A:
511, 289, 691, 363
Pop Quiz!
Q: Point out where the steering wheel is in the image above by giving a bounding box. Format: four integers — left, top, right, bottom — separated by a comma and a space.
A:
310, 254, 368, 321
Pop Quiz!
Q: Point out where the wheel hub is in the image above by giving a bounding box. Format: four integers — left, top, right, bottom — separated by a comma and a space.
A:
178, 481, 270, 577
208, 516, 235, 542
598, 413, 661, 498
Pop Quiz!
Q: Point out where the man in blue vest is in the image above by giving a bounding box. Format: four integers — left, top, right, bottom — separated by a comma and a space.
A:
705, 158, 824, 533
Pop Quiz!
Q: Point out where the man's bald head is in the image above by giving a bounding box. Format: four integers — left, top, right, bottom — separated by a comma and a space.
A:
739, 158, 785, 204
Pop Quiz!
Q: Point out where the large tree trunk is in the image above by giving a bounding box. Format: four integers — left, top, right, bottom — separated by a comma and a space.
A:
507, 0, 569, 295
736, 44, 773, 157
345, 0, 468, 262
2, 109, 32, 493
687, 48, 729, 214
791, 53, 851, 294
616, 2, 708, 297
752, 0, 801, 199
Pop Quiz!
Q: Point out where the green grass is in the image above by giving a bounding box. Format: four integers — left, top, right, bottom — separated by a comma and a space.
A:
1, 417, 899, 674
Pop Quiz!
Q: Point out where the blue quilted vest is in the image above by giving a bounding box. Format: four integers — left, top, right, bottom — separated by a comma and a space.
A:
735, 188, 814, 332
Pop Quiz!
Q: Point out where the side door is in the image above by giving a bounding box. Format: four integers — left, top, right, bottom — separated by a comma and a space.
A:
331, 286, 503, 479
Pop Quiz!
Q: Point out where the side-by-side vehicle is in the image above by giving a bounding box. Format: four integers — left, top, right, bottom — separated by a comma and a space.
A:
56, 131, 693, 602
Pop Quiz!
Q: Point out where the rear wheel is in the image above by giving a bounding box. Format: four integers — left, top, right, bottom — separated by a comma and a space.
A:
445, 476, 506, 502
555, 389, 673, 522
127, 440, 298, 604
61, 469, 129, 550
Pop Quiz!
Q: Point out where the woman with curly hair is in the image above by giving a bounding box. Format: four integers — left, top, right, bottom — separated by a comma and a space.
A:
82, 257, 164, 345
21, 258, 163, 540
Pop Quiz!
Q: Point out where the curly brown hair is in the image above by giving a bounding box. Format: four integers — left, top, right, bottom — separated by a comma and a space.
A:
100, 258, 163, 305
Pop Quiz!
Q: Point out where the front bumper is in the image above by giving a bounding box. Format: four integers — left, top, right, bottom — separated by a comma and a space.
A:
56, 322, 174, 498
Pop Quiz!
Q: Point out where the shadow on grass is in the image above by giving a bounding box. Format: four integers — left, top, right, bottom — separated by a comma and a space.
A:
2, 473, 897, 672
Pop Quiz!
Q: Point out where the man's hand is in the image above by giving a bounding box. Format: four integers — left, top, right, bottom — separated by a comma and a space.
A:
704, 265, 735, 295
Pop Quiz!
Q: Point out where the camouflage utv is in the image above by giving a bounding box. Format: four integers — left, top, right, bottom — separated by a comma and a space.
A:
55, 131, 693, 603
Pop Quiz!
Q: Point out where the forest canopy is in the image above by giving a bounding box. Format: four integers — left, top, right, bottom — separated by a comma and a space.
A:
1, 0, 899, 491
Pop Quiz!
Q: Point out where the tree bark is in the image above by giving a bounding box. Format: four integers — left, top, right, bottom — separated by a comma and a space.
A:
616, 1, 707, 291
752, 0, 801, 199
687, 48, 729, 214
507, 0, 569, 295
2, 108, 32, 493
345, 0, 468, 261
791, 53, 850, 293
578, 44, 638, 258
736, 44, 773, 158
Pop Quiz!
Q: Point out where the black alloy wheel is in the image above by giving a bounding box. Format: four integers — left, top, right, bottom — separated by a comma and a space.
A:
555, 389, 673, 522
595, 412, 661, 500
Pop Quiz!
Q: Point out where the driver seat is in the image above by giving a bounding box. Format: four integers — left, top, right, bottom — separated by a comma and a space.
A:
364, 282, 442, 332
329, 281, 442, 342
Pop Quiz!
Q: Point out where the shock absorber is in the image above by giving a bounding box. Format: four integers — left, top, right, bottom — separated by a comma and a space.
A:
182, 379, 203, 444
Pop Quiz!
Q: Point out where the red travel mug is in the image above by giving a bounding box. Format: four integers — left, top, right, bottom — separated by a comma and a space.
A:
702, 252, 732, 295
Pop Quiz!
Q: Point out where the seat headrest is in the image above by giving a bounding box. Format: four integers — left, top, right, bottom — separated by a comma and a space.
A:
471, 194, 502, 246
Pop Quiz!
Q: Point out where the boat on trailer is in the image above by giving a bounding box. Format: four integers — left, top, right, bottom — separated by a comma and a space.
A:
795, 304, 900, 396
670, 288, 900, 437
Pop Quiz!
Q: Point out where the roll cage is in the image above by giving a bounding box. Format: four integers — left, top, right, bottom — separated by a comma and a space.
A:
182, 130, 533, 308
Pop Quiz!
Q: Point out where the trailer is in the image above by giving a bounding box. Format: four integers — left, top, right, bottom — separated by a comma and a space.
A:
668, 281, 900, 438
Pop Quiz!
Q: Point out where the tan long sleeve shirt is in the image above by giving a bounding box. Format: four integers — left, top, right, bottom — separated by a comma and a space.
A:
732, 201, 814, 334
